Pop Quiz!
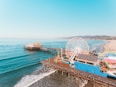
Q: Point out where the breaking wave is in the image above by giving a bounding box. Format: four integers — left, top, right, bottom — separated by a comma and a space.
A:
14, 69, 56, 87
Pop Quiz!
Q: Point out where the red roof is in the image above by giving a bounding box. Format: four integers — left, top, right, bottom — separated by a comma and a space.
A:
104, 59, 116, 63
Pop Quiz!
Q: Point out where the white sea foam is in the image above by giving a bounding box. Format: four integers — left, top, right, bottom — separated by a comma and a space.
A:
14, 70, 56, 87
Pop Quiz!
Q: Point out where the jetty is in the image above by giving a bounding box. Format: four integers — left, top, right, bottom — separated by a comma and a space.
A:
24, 42, 61, 52
42, 57, 116, 87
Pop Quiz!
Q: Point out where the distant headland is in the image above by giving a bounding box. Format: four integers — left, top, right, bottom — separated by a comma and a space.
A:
63, 35, 116, 40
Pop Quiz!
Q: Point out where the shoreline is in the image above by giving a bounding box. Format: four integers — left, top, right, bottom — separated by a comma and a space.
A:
14, 66, 93, 87
14, 66, 56, 87
29, 69, 93, 87
25, 70, 56, 87
103, 40, 116, 52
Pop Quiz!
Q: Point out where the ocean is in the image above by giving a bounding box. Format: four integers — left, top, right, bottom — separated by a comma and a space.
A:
0, 38, 105, 87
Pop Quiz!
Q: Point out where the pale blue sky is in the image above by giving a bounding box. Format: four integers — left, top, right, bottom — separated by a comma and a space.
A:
0, 0, 116, 38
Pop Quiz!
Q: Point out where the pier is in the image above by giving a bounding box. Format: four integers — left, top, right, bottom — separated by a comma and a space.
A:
25, 42, 61, 52
25, 38, 116, 87
42, 57, 116, 87
40, 47, 61, 52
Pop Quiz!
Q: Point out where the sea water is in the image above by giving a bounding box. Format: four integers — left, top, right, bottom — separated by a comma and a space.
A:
0, 38, 105, 87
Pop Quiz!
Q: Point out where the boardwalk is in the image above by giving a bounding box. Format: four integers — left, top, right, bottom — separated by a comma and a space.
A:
40, 47, 61, 51
42, 58, 116, 87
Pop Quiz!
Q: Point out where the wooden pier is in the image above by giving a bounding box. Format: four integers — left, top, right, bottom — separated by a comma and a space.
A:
40, 47, 61, 51
42, 57, 116, 87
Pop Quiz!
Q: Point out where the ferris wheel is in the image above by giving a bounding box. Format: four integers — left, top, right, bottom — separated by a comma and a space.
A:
65, 37, 89, 63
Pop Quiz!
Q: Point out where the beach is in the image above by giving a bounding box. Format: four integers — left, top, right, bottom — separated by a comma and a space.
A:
29, 72, 93, 87
104, 40, 116, 52
14, 66, 93, 87
29, 66, 93, 87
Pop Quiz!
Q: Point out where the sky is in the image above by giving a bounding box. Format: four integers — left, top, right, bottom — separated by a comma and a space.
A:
0, 0, 116, 39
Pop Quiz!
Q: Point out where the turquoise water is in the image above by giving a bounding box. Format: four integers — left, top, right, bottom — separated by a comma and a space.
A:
0, 39, 105, 87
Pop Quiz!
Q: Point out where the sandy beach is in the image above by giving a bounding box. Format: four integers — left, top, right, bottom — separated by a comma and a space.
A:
104, 40, 116, 52
15, 66, 93, 87
29, 70, 93, 87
